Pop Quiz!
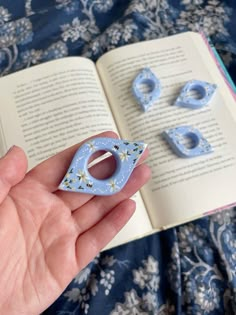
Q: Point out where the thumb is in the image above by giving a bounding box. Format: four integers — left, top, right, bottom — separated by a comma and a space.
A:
0, 146, 28, 203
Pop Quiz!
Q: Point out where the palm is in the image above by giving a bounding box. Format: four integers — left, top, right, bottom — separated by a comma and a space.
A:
0, 132, 150, 315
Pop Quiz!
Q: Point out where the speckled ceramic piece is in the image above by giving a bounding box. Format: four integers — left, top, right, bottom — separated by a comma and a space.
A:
175, 80, 217, 109
58, 137, 147, 195
163, 125, 213, 158
132, 67, 161, 112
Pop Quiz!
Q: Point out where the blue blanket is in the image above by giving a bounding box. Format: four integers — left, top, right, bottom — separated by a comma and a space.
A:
0, 1, 235, 314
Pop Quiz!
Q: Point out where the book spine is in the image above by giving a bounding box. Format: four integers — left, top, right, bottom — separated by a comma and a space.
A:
200, 32, 236, 101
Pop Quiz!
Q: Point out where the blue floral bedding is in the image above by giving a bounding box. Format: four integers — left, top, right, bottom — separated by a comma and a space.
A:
0, 1, 235, 314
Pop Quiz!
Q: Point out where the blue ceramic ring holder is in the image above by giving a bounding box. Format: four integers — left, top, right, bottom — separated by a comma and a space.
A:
59, 137, 147, 196
132, 67, 161, 112
175, 79, 217, 109
163, 126, 213, 158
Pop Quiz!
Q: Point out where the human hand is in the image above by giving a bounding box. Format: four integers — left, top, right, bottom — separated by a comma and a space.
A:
0, 132, 150, 315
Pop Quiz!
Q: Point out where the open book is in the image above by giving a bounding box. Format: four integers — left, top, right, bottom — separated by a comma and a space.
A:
0, 31, 236, 249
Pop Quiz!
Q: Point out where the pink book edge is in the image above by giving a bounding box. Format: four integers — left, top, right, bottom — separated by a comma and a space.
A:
200, 31, 236, 102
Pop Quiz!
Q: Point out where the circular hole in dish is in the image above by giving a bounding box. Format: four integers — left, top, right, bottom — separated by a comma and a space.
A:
180, 132, 199, 149
138, 78, 155, 94
188, 85, 206, 100
88, 150, 117, 180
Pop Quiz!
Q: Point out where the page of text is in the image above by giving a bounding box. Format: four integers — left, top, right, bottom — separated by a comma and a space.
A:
0, 58, 116, 167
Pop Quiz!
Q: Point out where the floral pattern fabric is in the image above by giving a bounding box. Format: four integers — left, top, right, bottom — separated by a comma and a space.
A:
0, 1, 235, 314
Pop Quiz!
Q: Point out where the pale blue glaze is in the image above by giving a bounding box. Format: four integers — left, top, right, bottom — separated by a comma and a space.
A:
58, 137, 147, 195
175, 80, 217, 109
163, 125, 213, 158
132, 67, 161, 112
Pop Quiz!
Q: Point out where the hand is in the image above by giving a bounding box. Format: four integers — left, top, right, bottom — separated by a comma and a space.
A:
0, 132, 150, 315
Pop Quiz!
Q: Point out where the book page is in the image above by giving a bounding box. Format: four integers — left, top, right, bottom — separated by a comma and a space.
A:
96, 32, 236, 229
0, 57, 116, 168
0, 56, 152, 248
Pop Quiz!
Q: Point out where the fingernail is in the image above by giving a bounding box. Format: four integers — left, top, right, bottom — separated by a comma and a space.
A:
6, 145, 16, 155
